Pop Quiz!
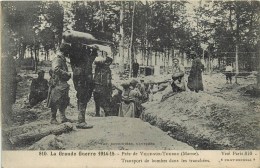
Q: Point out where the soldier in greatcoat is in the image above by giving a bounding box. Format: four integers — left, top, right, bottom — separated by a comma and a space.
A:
47, 48, 72, 124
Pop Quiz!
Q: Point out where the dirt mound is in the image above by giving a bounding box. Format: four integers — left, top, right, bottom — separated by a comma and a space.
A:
142, 91, 260, 149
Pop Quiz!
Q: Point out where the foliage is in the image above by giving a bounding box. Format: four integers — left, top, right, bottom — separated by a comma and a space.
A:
2, 1, 259, 70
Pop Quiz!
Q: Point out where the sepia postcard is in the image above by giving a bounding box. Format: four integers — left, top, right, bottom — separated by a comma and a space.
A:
1, 0, 259, 167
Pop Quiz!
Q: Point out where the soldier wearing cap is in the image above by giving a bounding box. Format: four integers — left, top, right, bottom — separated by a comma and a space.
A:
29, 70, 48, 107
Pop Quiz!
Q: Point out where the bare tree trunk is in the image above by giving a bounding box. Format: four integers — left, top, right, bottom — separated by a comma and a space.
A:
34, 48, 38, 73
164, 48, 166, 71
141, 48, 144, 65
257, 41, 260, 87
145, 1, 149, 67
218, 58, 221, 69
44, 50, 47, 60
119, 1, 125, 73
235, 5, 240, 83
99, 1, 104, 32
149, 44, 152, 66
47, 50, 49, 61
155, 51, 157, 65
30, 47, 33, 59
166, 48, 170, 73
172, 49, 175, 67
21, 44, 26, 60
127, 46, 130, 66
129, 1, 135, 78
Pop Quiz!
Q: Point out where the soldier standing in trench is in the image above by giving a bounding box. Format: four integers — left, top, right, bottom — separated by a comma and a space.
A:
69, 43, 96, 129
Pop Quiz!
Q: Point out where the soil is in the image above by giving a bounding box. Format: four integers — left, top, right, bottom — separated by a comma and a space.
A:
2, 69, 259, 150
142, 73, 260, 150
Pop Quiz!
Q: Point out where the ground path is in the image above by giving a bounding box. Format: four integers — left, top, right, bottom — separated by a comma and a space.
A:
55, 117, 193, 150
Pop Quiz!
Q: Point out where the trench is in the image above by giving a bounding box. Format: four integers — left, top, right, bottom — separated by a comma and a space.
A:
141, 113, 224, 150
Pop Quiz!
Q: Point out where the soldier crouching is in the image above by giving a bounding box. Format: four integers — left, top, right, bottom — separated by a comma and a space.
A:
47, 47, 72, 124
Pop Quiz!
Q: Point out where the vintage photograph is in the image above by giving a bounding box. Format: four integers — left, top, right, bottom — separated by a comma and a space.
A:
1, 0, 260, 152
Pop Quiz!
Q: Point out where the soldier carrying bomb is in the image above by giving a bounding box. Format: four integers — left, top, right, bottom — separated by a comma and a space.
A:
61, 30, 113, 129
69, 43, 96, 129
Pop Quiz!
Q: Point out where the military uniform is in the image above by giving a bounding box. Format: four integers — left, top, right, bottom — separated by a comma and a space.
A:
171, 60, 185, 92
93, 57, 113, 116
48, 53, 71, 124
187, 57, 204, 92
69, 44, 96, 128
29, 71, 48, 106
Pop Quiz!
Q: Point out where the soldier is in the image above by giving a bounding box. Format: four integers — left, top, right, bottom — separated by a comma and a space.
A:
138, 79, 148, 103
93, 56, 113, 117
132, 59, 139, 78
225, 63, 233, 84
69, 43, 96, 129
171, 58, 185, 92
47, 48, 72, 124
187, 52, 205, 93
29, 70, 48, 107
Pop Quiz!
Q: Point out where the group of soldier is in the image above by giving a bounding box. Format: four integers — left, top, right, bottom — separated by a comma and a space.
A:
44, 42, 119, 129
27, 48, 206, 129
2, 37, 205, 128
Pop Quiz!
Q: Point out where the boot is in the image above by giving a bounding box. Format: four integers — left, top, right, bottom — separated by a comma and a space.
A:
50, 108, 58, 124
60, 108, 72, 123
95, 104, 100, 117
77, 102, 86, 123
76, 110, 93, 129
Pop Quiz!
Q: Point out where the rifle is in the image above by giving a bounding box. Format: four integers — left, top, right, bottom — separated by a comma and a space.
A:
112, 84, 122, 93
46, 85, 52, 108
46, 73, 55, 108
